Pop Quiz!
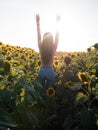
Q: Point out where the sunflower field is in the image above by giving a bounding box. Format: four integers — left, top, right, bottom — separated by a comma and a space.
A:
0, 41, 98, 130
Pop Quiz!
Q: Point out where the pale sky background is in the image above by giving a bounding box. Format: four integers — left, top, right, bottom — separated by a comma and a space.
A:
0, 0, 98, 52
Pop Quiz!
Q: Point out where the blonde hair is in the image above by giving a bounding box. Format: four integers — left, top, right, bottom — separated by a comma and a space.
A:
42, 32, 53, 45
40, 32, 54, 65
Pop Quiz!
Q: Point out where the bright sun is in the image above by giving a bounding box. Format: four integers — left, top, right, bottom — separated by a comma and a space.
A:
40, 13, 84, 52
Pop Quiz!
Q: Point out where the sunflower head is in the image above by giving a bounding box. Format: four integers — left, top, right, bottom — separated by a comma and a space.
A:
15, 53, 19, 57
64, 81, 72, 88
53, 60, 59, 67
54, 56, 58, 60
46, 87, 55, 97
3, 61, 11, 74
6, 56, 12, 61
0, 42, 3, 45
87, 47, 91, 52
77, 72, 89, 82
64, 56, 71, 65
93, 43, 98, 50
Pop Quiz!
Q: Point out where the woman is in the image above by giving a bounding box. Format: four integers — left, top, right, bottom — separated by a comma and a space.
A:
36, 14, 60, 88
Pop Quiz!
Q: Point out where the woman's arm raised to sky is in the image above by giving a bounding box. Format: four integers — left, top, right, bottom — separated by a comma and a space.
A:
54, 15, 61, 49
36, 14, 41, 49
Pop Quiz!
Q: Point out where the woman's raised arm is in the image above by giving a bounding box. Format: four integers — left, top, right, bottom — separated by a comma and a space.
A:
36, 14, 41, 49
54, 15, 61, 49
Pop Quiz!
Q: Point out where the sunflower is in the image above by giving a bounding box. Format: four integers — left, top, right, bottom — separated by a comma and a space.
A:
46, 87, 55, 97
7, 46, 13, 51
96, 83, 98, 88
87, 47, 91, 52
6, 56, 12, 61
7, 51, 11, 55
76, 92, 84, 101
14, 53, 19, 57
64, 56, 71, 65
6, 44, 10, 47
25, 52, 29, 56
0, 42, 3, 45
64, 81, 72, 87
53, 60, 59, 68
34, 60, 41, 67
0, 44, 3, 51
93, 43, 98, 50
33, 73, 38, 79
84, 81, 90, 86
54, 56, 58, 60
77, 72, 89, 82
96, 119, 98, 126
20, 88, 25, 97
77, 52, 81, 56
3, 61, 11, 73
55, 80, 62, 86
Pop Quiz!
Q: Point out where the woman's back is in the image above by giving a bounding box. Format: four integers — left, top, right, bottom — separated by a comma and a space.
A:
40, 33, 56, 66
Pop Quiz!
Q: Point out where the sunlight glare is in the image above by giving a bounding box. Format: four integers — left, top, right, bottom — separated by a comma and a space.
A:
40, 12, 84, 52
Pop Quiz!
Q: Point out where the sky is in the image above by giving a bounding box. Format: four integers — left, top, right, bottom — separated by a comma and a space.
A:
0, 0, 98, 52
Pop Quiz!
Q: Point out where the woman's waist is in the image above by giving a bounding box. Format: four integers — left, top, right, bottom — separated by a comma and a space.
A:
41, 64, 53, 67
41, 60, 53, 67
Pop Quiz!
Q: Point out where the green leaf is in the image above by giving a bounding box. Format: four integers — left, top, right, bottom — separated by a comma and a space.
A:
80, 108, 96, 128
0, 68, 5, 75
73, 127, 80, 130
0, 126, 8, 130
63, 119, 73, 130
0, 108, 17, 128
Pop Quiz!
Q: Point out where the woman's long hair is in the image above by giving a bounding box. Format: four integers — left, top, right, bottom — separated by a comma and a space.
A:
40, 32, 54, 64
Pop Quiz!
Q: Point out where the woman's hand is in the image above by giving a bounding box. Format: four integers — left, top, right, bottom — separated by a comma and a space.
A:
36, 14, 40, 24
56, 15, 61, 22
